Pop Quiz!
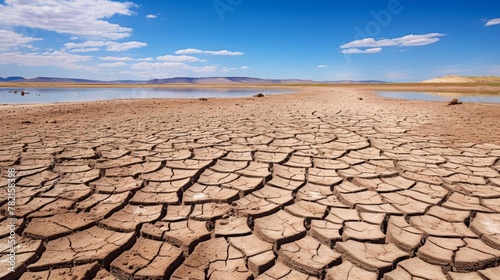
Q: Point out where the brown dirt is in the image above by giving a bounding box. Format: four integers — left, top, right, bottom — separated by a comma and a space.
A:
1, 86, 499, 279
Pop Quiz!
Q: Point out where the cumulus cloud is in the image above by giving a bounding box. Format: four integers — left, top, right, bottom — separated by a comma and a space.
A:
485, 18, 500, 26
0, 30, 42, 51
156, 55, 199, 62
0, 51, 92, 69
341, 48, 381, 54
317, 65, 327, 68
175, 48, 244, 56
340, 33, 444, 54
64, 41, 147, 52
0, 0, 136, 39
146, 14, 157, 19
240, 66, 250, 70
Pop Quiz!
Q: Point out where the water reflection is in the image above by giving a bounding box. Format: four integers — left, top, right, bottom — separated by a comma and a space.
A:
0, 87, 292, 104
377, 91, 500, 103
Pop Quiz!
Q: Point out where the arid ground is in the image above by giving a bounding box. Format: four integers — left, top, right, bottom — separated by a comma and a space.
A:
1, 85, 500, 279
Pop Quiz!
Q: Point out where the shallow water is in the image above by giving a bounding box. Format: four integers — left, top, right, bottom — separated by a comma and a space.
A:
0, 87, 292, 104
377, 91, 500, 103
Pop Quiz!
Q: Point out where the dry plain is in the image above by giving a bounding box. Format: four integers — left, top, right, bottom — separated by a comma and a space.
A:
0, 85, 500, 279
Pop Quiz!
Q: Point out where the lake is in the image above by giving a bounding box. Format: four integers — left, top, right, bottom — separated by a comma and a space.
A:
377, 91, 500, 103
0, 87, 292, 104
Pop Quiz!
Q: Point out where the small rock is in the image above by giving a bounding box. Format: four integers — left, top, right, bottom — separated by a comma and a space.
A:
448, 98, 462, 105
199, 97, 208, 101
21, 120, 32, 124
254, 93, 265, 97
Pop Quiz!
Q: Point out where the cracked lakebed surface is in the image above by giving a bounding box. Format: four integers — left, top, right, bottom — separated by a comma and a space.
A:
0, 86, 500, 279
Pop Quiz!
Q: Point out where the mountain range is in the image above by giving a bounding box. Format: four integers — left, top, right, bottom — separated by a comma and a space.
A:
0, 76, 389, 84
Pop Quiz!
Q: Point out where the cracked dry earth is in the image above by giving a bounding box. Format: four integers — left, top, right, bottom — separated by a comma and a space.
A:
0, 87, 500, 280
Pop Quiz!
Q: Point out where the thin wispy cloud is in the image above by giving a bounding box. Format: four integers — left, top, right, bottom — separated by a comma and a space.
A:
341, 33, 444, 54
341, 48, 381, 54
157, 55, 200, 62
64, 41, 147, 52
0, 0, 136, 39
97, 62, 127, 68
317, 65, 327, 68
485, 18, 500, 26
70, 47, 100, 53
99, 56, 133, 61
146, 14, 157, 19
175, 48, 244, 56
222, 67, 237, 72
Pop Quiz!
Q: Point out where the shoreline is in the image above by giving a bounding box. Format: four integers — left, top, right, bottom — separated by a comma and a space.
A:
1, 82, 499, 94
1, 86, 499, 144
1, 83, 499, 108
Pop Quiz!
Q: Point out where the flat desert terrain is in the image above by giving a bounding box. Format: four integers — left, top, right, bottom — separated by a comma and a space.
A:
1, 85, 500, 279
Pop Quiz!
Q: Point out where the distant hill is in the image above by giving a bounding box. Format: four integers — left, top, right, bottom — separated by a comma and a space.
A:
328, 80, 389, 84
148, 77, 390, 84
0, 76, 25, 82
1, 76, 390, 84
421, 75, 500, 84
466, 76, 500, 83
22, 77, 102, 83
421, 75, 477, 83
147, 77, 317, 84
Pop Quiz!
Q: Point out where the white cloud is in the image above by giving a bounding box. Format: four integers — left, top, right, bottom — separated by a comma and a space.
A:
485, 18, 500, 26
341, 48, 381, 54
64, 41, 147, 52
97, 62, 127, 68
0, 0, 136, 39
0, 30, 42, 51
99, 56, 133, 61
107, 41, 147, 51
0, 51, 92, 69
175, 48, 244, 56
205, 50, 244, 55
240, 66, 250, 70
146, 14, 157, 19
156, 55, 199, 62
175, 48, 203, 54
340, 33, 444, 53
70, 47, 100, 52
70, 36, 79, 40
317, 65, 327, 68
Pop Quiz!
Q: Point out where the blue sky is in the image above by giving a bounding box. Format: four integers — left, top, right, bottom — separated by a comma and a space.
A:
0, 0, 499, 82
